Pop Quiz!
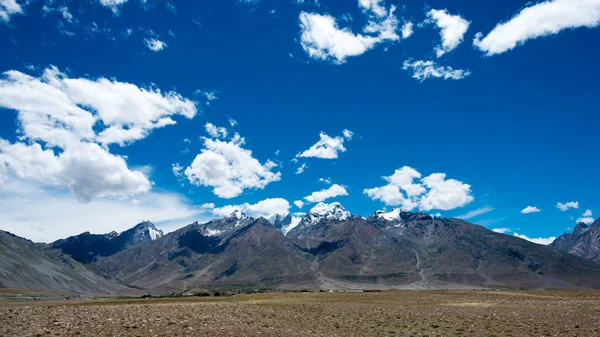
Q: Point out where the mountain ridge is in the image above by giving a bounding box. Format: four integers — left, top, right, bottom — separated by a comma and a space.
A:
5, 203, 600, 293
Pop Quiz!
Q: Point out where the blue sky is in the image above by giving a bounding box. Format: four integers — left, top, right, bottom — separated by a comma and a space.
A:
0, 0, 598, 243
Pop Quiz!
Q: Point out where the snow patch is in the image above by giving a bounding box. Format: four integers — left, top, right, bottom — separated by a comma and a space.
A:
147, 226, 162, 240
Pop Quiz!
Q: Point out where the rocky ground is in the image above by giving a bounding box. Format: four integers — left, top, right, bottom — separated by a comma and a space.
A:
1, 290, 600, 336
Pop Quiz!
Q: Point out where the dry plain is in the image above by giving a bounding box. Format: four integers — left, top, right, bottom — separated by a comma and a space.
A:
1, 290, 600, 336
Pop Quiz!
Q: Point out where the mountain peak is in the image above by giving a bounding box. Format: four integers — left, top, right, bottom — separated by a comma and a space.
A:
228, 210, 247, 219
304, 202, 352, 224
373, 209, 432, 223
574, 222, 590, 236
131, 220, 163, 241
375, 208, 403, 221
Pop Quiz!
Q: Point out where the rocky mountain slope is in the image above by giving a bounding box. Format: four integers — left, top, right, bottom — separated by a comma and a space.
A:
91, 203, 600, 291
551, 219, 600, 263
52, 220, 163, 263
4, 203, 600, 293
0, 230, 126, 293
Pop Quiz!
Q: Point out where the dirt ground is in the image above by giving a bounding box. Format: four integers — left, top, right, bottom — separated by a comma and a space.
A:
2, 290, 600, 336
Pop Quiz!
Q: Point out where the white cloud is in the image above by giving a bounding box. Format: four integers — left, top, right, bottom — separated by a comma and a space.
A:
457, 206, 495, 220
0, 67, 195, 201
577, 209, 594, 224
58, 6, 74, 23
211, 198, 290, 218
473, 0, 600, 56
293, 200, 305, 208
299, 13, 380, 64
513, 232, 556, 245
419, 173, 474, 211
228, 117, 237, 127
0, 0, 23, 22
401, 22, 414, 39
197, 90, 218, 105
425, 9, 470, 57
521, 206, 541, 214
304, 184, 348, 203
364, 166, 473, 211
184, 132, 281, 199
172, 163, 184, 178
402, 59, 471, 82
342, 129, 354, 140
0, 180, 205, 242
556, 201, 579, 211
145, 38, 167, 52
98, 0, 128, 14
358, 0, 387, 18
492, 228, 511, 234
297, 131, 349, 159
319, 177, 332, 184
298, 1, 399, 64
204, 123, 228, 138
201, 203, 215, 209
296, 163, 308, 174
577, 216, 595, 225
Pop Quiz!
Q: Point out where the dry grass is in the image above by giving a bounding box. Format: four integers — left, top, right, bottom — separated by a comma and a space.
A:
2, 290, 600, 336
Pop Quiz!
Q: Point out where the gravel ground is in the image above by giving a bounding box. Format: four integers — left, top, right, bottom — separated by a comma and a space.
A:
1, 290, 600, 336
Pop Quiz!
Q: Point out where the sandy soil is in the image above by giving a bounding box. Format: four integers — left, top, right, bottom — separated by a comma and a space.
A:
2, 290, 600, 336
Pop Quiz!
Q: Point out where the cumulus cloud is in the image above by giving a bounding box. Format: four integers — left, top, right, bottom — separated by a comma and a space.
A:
0, 67, 196, 201
304, 184, 348, 203
294, 200, 305, 208
342, 129, 354, 140
298, 0, 400, 64
183, 132, 281, 199
473, 0, 600, 56
521, 206, 541, 214
513, 232, 556, 245
425, 9, 470, 57
557, 201, 579, 211
402, 59, 471, 82
457, 206, 495, 220
577, 209, 594, 224
211, 198, 290, 218
145, 38, 167, 52
419, 173, 475, 211
0, 0, 23, 22
98, 0, 128, 14
297, 131, 350, 159
204, 123, 228, 138
364, 166, 474, 211
492, 228, 511, 234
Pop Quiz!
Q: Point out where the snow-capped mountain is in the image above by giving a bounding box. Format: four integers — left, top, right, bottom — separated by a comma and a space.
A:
304, 202, 352, 224
51, 220, 164, 263
199, 211, 252, 237
375, 209, 403, 222
267, 214, 292, 229
29, 207, 600, 292
287, 202, 353, 238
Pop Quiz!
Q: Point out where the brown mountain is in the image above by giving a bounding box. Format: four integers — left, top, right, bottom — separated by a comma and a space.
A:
95, 215, 315, 291
551, 218, 600, 263
0, 230, 126, 294
5, 204, 600, 293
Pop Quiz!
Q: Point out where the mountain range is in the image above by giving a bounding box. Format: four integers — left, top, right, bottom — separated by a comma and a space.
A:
2, 202, 600, 294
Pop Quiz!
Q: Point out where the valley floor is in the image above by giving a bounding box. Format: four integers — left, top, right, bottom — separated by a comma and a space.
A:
1, 290, 600, 336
